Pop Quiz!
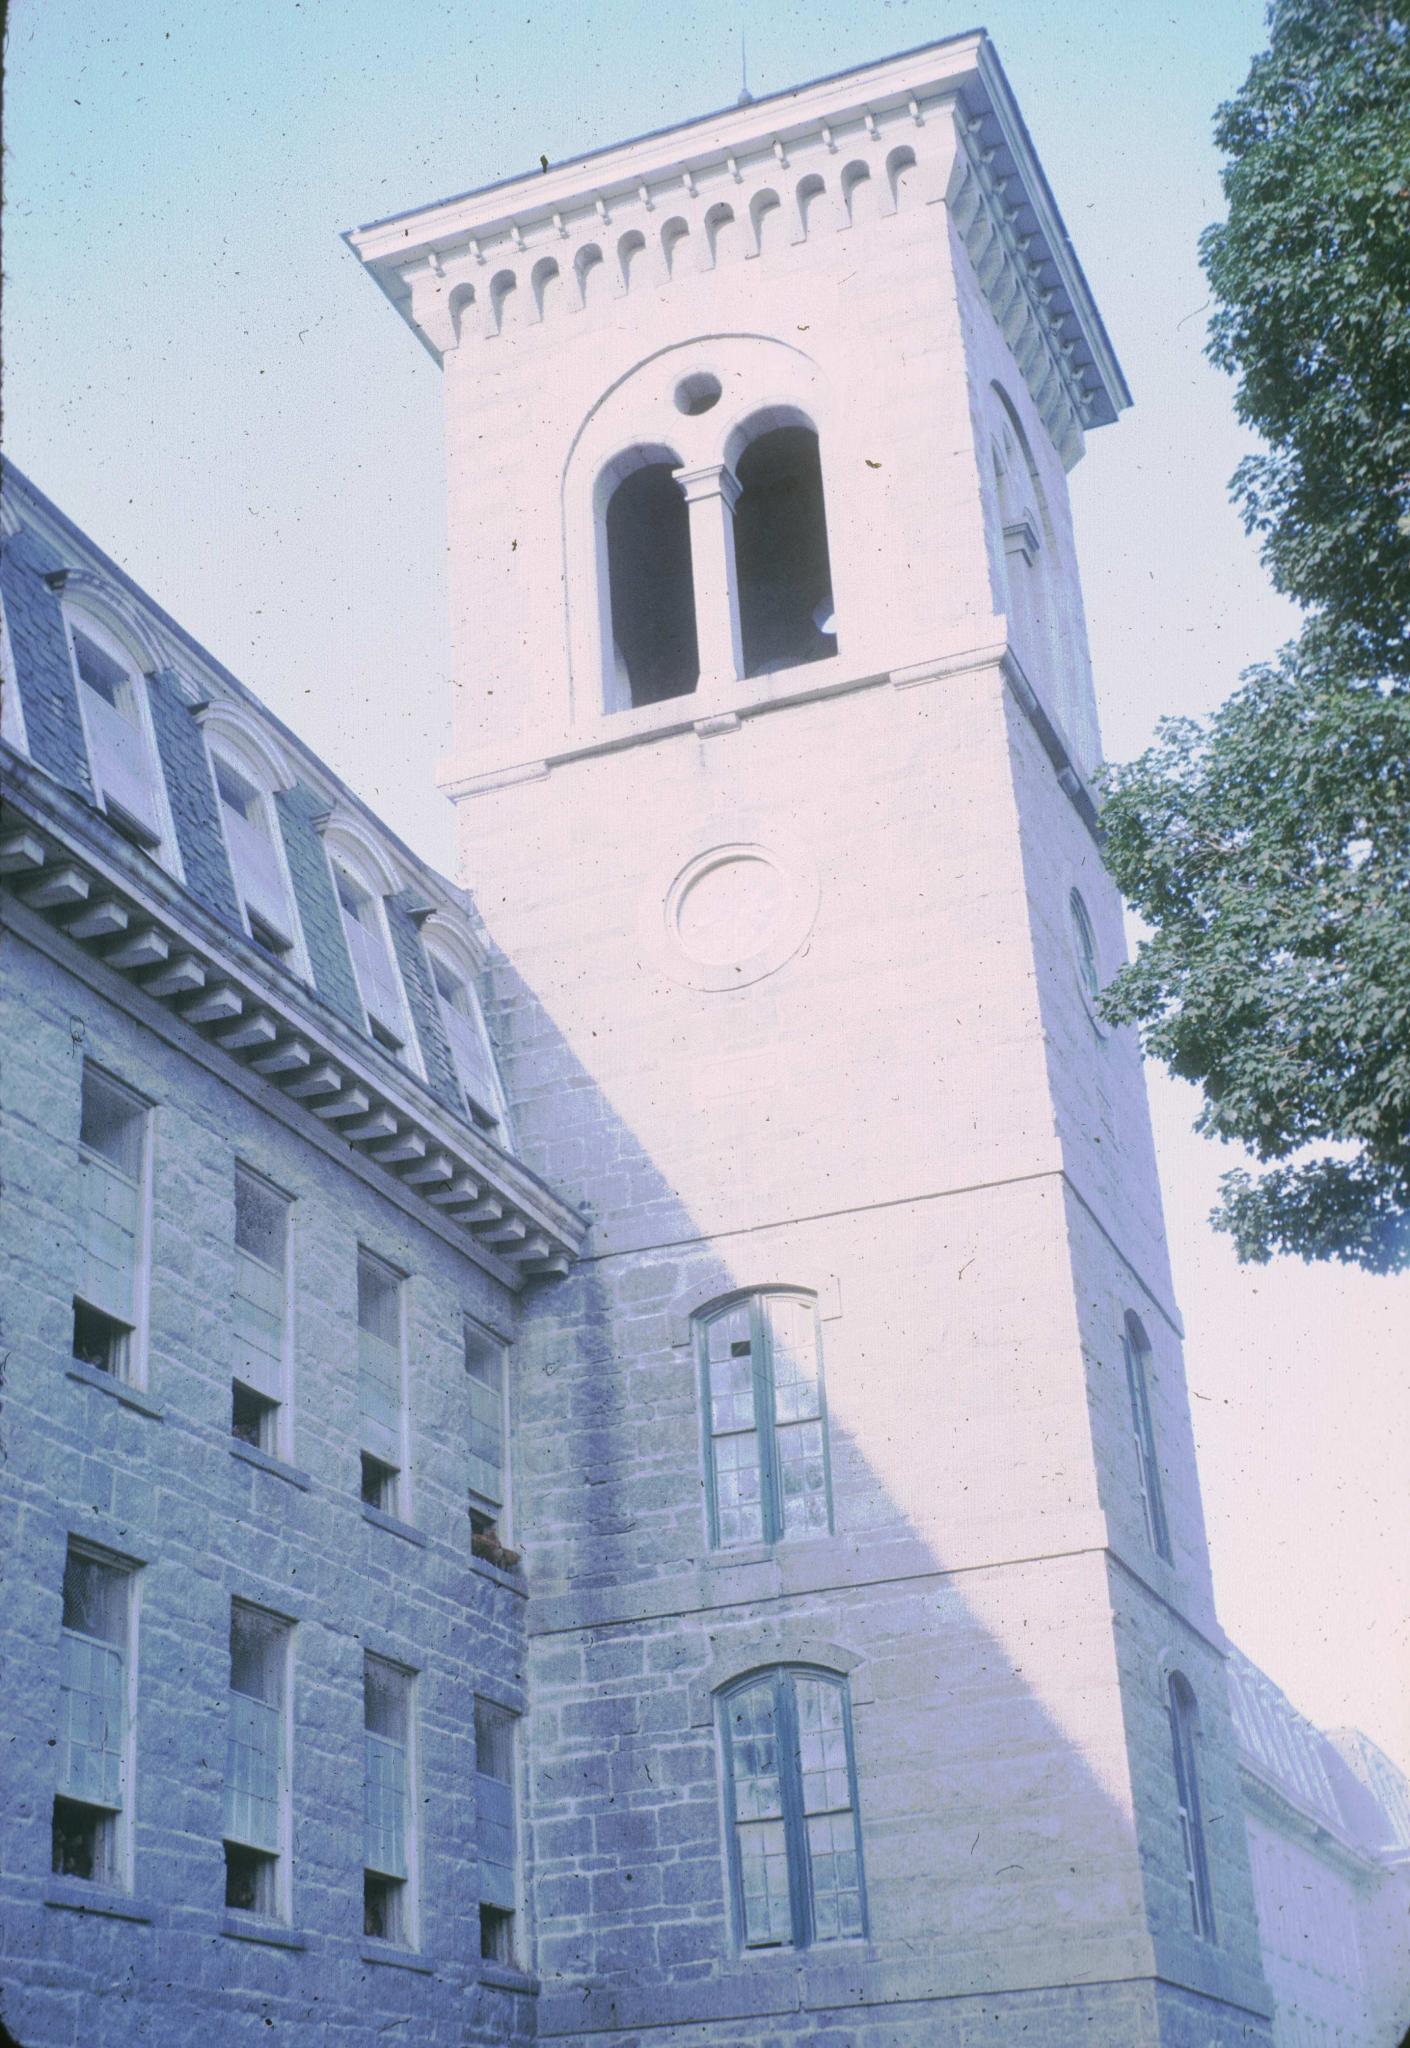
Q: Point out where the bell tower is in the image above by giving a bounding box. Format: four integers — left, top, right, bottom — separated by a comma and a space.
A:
350, 31, 1273, 2046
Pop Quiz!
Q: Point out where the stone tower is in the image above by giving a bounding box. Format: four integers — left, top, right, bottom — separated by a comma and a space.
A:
349, 31, 1274, 2046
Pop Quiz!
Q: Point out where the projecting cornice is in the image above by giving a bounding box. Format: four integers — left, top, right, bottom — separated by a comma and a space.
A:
1, 747, 584, 1287
344, 31, 1128, 449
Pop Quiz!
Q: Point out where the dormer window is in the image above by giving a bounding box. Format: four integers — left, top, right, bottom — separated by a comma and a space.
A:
334, 866, 409, 1056
213, 754, 298, 960
68, 618, 165, 850
429, 953, 505, 1136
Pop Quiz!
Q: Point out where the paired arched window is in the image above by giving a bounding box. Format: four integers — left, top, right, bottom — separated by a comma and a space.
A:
697, 1292, 830, 1548
600, 412, 836, 710
1168, 1673, 1216, 1941
1122, 1314, 1171, 1562
720, 1666, 866, 1949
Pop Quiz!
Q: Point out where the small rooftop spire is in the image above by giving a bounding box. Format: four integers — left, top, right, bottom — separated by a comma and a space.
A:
737, 28, 754, 106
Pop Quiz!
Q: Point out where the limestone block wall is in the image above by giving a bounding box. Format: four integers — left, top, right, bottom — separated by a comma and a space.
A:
0, 935, 531, 2048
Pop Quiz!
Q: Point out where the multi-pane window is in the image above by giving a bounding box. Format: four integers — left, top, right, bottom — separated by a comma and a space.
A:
53, 1543, 134, 1887
214, 755, 297, 958
464, 1320, 509, 1540
475, 1697, 520, 1963
357, 1251, 406, 1513
232, 1167, 290, 1454
73, 1064, 149, 1381
429, 954, 505, 1135
363, 1656, 415, 1945
1168, 1673, 1216, 1942
69, 620, 164, 848
698, 1293, 830, 1547
334, 866, 408, 1056
1122, 1314, 1172, 1562
721, 1668, 866, 1950
224, 1603, 291, 1917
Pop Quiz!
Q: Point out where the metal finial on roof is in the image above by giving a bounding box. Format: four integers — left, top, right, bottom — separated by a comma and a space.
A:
737, 28, 754, 105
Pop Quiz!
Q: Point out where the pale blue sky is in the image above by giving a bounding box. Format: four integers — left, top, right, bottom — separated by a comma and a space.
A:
6, 0, 1406, 1765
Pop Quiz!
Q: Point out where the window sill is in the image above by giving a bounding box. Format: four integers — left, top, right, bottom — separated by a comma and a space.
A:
44, 1878, 152, 1923
470, 1552, 527, 1594
362, 1503, 428, 1547
479, 1960, 538, 1994
230, 1439, 311, 1490
361, 1939, 433, 1973
65, 1361, 163, 1420
222, 1913, 308, 1951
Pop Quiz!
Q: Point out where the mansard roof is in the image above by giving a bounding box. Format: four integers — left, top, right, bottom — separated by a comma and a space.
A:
0, 463, 583, 1285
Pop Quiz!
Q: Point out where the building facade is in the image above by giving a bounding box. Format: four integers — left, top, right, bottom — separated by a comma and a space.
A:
1, 28, 1404, 2048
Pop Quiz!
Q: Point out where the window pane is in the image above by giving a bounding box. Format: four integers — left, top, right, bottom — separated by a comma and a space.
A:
58, 1633, 125, 1810
464, 1325, 505, 1507
796, 1678, 852, 1814
80, 1069, 145, 1180
215, 755, 260, 822
72, 630, 130, 711
806, 1810, 864, 1941
738, 1818, 792, 1945
62, 1551, 126, 1644
364, 1656, 409, 1742
712, 1429, 764, 1546
235, 1170, 286, 1269
727, 1682, 784, 1823
357, 1254, 400, 1343
767, 1297, 821, 1423
364, 1658, 410, 1882
775, 1418, 829, 1536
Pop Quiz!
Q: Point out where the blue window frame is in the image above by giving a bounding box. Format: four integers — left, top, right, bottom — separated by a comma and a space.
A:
720, 1667, 866, 1950
697, 1293, 831, 1548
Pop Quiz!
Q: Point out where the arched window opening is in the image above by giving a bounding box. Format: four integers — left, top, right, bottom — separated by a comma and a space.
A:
332, 863, 411, 1060
1122, 1313, 1171, 1562
697, 1292, 830, 1547
605, 461, 699, 707
732, 426, 837, 679
1168, 1674, 1216, 1942
720, 1666, 865, 1949
213, 752, 297, 959
991, 390, 1057, 687
427, 948, 505, 1137
66, 612, 165, 851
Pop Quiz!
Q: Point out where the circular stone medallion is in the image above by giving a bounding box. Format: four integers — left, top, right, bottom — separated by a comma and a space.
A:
652, 831, 820, 991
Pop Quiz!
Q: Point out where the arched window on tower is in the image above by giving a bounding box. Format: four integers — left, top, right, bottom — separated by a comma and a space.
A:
731, 425, 837, 679
604, 456, 699, 707
991, 388, 1055, 685
1168, 1673, 1217, 1942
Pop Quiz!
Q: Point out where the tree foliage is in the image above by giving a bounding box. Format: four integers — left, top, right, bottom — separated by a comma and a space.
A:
1097, 0, 1410, 1271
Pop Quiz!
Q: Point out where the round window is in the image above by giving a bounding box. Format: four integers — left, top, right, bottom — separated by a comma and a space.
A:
674, 372, 722, 416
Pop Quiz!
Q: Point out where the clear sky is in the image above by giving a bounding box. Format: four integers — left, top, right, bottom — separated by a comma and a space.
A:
5, 0, 1406, 1768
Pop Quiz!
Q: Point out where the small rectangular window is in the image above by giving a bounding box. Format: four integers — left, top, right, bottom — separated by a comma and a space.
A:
364, 1656, 415, 1946
464, 1322, 508, 1535
233, 1167, 290, 1454
224, 1602, 291, 1919
53, 1543, 134, 1887
475, 1698, 519, 1965
73, 1065, 149, 1383
357, 1251, 406, 1513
